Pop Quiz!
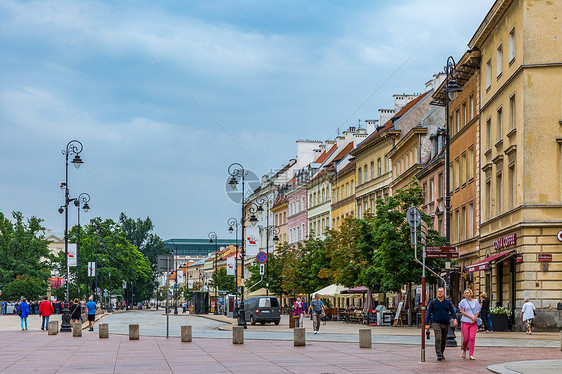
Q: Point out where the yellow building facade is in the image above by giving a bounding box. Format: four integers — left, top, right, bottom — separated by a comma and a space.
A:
330, 160, 356, 229
467, 0, 562, 329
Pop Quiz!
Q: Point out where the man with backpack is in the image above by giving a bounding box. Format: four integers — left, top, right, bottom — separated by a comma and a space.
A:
425, 287, 458, 361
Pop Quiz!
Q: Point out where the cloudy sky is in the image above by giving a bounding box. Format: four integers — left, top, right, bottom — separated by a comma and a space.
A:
0, 0, 493, 241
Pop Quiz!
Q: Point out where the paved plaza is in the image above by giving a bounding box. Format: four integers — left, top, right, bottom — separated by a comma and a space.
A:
0, 311, 560, 373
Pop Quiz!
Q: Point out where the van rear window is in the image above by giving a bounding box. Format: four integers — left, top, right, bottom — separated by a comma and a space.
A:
258, 297, 279, 307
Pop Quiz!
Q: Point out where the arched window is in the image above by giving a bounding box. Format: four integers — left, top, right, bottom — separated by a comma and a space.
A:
358, 168, 362, 184
377, 158, 382, 175
370, 161, 375, 178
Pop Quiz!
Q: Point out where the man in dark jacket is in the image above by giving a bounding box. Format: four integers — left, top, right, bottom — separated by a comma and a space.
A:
425, 287, 458, 361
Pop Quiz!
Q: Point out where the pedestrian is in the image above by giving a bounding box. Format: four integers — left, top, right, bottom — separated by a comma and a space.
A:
0, 301, 5, 315
479, 292, 492, 333
38, 296, 54, 331
307, 294, 325, 334
459, 288, 481, 360
86, 296, 98, 331
292, 296, 306, 328
425, 287, 458, 361
520, 297, 536, 335
17, 298, 29, 331
71, 298, 82, 323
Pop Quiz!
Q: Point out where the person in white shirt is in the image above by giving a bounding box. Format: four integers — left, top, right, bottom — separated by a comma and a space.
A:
520, 297, 536, 335
458, 288, 481, 360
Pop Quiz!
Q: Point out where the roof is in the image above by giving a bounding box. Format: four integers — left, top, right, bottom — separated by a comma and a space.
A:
353, 91, 431, 153
315, 143, 338, 164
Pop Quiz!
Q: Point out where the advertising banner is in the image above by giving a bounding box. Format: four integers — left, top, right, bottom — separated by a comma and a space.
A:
188, 279, 194, 289
177, 271, 184, 284
88, 262, 96, 277
245, 226, 260, 256
226, 257, 235, 275
67, 243, 77, 267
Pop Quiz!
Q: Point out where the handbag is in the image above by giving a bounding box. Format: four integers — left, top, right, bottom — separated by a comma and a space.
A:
476, 317, 482, 326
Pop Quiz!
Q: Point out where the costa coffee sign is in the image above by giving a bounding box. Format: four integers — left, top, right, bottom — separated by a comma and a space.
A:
494, 233, 517, 250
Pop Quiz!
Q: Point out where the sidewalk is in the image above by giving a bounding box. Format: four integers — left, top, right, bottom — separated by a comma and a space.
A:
0, 328, 560, 373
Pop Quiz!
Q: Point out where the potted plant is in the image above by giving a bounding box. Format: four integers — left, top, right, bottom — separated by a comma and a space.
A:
489, 306, 511, 331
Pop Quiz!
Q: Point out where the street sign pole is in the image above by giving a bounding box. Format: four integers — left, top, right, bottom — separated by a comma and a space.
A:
407, 207, 425, 362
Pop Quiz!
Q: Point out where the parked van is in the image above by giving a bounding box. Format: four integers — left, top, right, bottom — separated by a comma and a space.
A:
244, 296, 281, 325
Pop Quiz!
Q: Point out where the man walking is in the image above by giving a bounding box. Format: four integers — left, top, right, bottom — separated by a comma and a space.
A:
425, 287, 458, 361
307, 294, 325, 335
86, 296, 98, 331
38, 296, 54, 331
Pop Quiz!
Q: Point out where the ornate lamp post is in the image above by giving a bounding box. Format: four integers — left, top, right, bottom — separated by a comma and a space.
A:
59, 140, 84, 332
227, 163, 248, 328
444, 55, 462, 346
208, 232, 219, 315
253, 195, 280, 296
74, 193, 90, 300
227, 218, 240, 304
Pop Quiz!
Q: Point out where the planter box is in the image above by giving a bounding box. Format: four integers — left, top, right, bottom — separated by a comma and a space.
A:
490, 313, 509, 331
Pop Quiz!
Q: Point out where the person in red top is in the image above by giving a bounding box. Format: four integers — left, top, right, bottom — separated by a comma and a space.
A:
38, 296, 54, 331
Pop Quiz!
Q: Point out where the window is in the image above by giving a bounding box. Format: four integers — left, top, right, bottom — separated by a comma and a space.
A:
274, 214, 278, 226
364, 165, 368, 182
283, 212, 286, 224
486, 179, 492, 220
301, 224, 305, 239
422, 182, 427, 203
486, 118, 492, 150
358, 168, 362, 184
486, 59, 492, 89
438, 173, 444, 198
346, 183, 349, 197
454, 209, 460, 243
461, 206, 466, 241
509, 94, 516, 130
508, 163, 516, 209
370, 161, 375, 179
461, 153, 467, 185
351, 180, 354, 194
497, 107, 503, 142
469, 95, 474, 119
496, 44, 503, 77
454, 158, 460, 190
455, 109, 460, 133
496, 171, 503, 215
468, 203, 474, 238
429, 178, 434, 201
509, 27, 515, 62
385, 157, 390, 173
462, 102, 467, 127
449, 163, 453, 193
377, 158, 382, 176
467, 146, 474, 180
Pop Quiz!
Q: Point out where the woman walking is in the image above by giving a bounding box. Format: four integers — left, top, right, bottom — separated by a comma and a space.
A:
459, 289, 481, 360
17, 298, 30, 331
479, 292, 492, 333
70, 298, 82, 323
292, 296, 306, 328
520, 297, 536, 335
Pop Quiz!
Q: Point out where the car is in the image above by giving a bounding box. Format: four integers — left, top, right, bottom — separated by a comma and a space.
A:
244, 296, 281, 325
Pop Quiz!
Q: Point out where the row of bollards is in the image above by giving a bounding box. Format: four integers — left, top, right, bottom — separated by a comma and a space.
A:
46, 321, 374, 348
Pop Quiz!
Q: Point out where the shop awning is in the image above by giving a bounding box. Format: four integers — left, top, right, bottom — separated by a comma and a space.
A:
466, 249, 516, 273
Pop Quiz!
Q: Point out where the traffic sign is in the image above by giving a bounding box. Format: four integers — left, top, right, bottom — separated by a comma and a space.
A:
426, 246, 458, 253
256, 251, 268, 263
406, 207, 421, 228
259, 263, 265, 275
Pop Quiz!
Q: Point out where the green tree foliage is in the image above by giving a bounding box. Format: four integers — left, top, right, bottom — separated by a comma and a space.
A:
209, 267, 236, 294
247, 251, 285, 295
0, 211, 51, 300
63, 217, 153, 303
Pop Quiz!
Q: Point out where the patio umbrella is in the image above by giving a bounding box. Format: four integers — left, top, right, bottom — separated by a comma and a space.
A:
363, 288, 374, 311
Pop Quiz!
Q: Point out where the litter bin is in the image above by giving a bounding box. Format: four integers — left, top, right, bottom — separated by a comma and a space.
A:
289, 313, 296, 328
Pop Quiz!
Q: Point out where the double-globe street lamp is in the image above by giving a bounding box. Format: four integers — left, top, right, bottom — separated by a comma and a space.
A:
59, 140, 84, 332
74, 192, 90, 301
227, 217, 240, 310
208, 232, 219, 315
249, 196, 280, 296
444, 55, 462, 346
227, 163, 249, 328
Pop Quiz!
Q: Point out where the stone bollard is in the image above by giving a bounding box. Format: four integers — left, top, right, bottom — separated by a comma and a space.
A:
232, 326, 244, 344
72, 322, 82, 337
48, 321, 59, 335
99, 323, 109, 339
359, 329, 372, 348
181, 326, 192, 343
129, 324, 139, 340
293, 327, 306, 346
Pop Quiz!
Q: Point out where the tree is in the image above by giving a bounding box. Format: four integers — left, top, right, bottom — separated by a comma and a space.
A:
246, 251, 285, 296
209, 267, 236, 294
0, 211, 52, 300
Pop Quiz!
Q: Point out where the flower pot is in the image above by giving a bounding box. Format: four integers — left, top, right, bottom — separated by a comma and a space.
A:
490, 313, 509, 331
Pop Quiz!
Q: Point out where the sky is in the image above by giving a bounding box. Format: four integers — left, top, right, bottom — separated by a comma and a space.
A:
0, 0, 494, 242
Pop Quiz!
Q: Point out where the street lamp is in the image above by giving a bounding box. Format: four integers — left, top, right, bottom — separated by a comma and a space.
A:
208, 231, 219, 315
74, 192, 90, 301
227, 218, 240, 306
228, 163, 248, 328
444, 55, 462, 347
254, 195, 279, 296
60, 140, 84, 332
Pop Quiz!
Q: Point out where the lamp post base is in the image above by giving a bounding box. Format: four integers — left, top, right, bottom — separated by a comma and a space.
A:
237, 307, 247, 329
446, 322, 457, 347
60, 303, 72, 332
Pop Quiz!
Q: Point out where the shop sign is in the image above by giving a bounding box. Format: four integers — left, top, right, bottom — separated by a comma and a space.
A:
557, 230, 562, 242
493, 234, 517, 250
515, 254, 523, 263
538, 254, 552, 262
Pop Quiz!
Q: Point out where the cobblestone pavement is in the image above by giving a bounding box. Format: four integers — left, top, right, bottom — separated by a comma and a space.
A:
1, 311, 559, 373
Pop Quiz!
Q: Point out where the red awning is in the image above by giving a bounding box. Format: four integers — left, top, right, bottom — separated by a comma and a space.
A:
466, 249, 516, 273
